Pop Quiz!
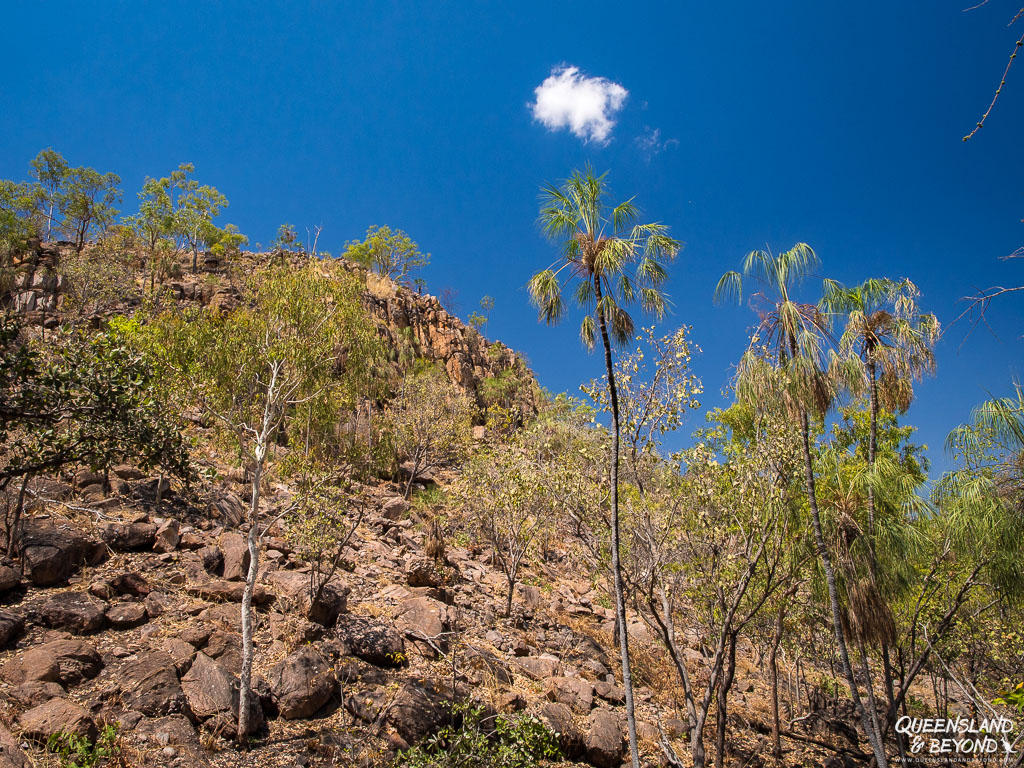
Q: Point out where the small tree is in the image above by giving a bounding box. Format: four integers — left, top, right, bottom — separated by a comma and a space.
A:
382, 367, 475, 498
174, 175, 229, 272
458, 443, 550, 616
143, 261, 380, 742
28, 149, 69, 240
343, 225, 430, 286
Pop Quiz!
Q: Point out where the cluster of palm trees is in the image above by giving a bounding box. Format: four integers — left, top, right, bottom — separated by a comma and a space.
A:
529, 167, 1019, 767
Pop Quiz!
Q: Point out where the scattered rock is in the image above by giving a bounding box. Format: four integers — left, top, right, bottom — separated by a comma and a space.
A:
540, 702, 584, 758
545, 676, 594, 713
39, 639, 102, 685
393, 596, 448, 648
220, 532, 250, 580
381, 497, 410, 521
37, 592, 106, 634
120, 652, 192, 718
20, 521, 103, 586
334, 616, 406, 668
515, 654, 560, 680
20, 698, 97, 744
0, 722, 28, 768
584, 708, 625, 768
268, 646, 335, 719
10, 681, 64, 708
106, 601, 148, 629
0, 566, 20, 592
594, 680, 625, 705
100, 521, 158, 551
386, 680, 449, 745
0, 611, 24, 649
405, 557, 446, 588
199, 545, 223, 574
153, 519, 180, 553
186, 580, 270, 604
181, 653, 234, 720
208, 491, 246, 527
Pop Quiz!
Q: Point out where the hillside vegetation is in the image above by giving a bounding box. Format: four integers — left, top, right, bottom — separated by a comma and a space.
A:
0, 151, 1021, 768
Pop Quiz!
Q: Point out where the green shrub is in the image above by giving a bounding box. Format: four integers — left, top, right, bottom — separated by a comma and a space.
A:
397, 704, 562, 768
46, 725, 121, 767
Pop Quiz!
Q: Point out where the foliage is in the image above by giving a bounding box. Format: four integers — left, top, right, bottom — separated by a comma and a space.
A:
0, 313, 191, 494
343, 224, 429, 285
380, 366, 476, 497
397, 703, 562, 768
46, 724, 121, 768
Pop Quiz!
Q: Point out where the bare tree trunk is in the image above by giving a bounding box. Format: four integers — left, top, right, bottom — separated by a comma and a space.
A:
770, 603, 786, 758
714, 634, 738, 768
593, 275, 640, 768
237, 449, 263, 744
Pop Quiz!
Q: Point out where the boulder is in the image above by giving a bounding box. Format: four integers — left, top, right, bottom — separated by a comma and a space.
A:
99, 521, 157, 551
0, 723, 26, 768
109, 571, 151, 597
584, 708, 625, 768
334, 616, 406, 668
106, 601, 148, 629
19, 698, 97, 744
544, 676, 594, 713
20, 522, 103, 586
37, 639, 102, 686
219, 533, 249, 580
264, 570, 346, 627
10, 681, 64, 708
381, 497, 409, 521
208, 490, 246, 527
0, 612, 24, 649
515, 654, 560, 680
37, 592, 106, 634
153, 519, 180, 553
386, 680, 450, 745
268, 646, 334, 719
594, 680, 625, 705
0, 566, 20, 593
181, 653, 234, 720
199, 545, 223, 574
393, 596, 447, 642
120, 652, 192, 718
135, 716, 209, 768
1, 649, 59, 685
540, 702, 585, 758
405, 557, 445, 588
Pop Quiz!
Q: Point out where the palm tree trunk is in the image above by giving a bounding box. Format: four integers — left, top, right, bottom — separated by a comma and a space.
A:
800, 410, 888, 768
594, 276, 641, 768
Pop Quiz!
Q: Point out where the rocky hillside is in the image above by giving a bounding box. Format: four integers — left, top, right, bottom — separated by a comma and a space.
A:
3, 239, 538, 417
0, 243, 894, 768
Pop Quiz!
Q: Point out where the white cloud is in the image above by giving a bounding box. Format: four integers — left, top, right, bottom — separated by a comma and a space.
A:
636, 126, 679, 158
530, 66, 628, 144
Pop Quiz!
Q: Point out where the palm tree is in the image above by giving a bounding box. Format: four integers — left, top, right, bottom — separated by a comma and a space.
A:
715, 244, 890, 768
821, 278, 938, 752
529, 166, 680, 768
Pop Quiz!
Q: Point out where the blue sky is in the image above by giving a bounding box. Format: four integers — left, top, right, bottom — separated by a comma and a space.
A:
2, 1, 1022, 474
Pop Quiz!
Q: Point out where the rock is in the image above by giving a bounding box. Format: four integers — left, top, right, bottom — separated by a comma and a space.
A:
112, 464, 146, 480
163, 638, 198, 674
37, 592, 106, 634
39, 639, 102, 685
1, 649, 59, 685
120, 652, 192, 718
545, 676, 594, 713
208, 491, 245, 527
186, 580, 270, 604
405, 557, 445, 588
268, 646, 334, 719
144, 591, 172, 617
203, 631, 242, 670
20, 698, 97, 744
153, 519, 180, 553
20, 521, 104, 586
199, 545, 223, 574
220, 532, 249, 580
0, 612, 24, 649
464, 646, 511, 685
10, 681, 64, 708
99, 521, 158, 550
393, 596, 448, 646
106, 601, 148, 629
515, 654, 560, 680
539, 702, 584, 758
0, 566, 20, 593
381, 497, 410, 521
180, 623, 214, 649
594, 680, 625, 705
386, 680, 450, 745
584, 708, 625, 768
181, 653, 234, 720
334, 616, 406, 668
264, 570, 347, 627
0, 722, 28, 768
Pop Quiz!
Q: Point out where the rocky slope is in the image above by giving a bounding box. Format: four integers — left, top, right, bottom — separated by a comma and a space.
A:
0, 244, 877, 768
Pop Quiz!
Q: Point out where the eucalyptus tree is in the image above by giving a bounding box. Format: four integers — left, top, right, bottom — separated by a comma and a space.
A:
714, 244, 890, 768
528, 166, 680, 768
